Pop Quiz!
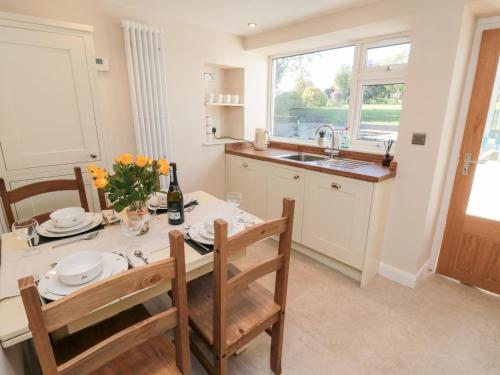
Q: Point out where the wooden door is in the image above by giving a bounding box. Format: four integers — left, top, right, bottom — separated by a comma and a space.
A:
266, 163, 304, 242
302, 171, 372, 270
437, 29, 500, 294
225, 155, 266, 218
0, 24, 100, 170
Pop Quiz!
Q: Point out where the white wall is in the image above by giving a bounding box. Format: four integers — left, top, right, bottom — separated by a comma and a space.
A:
0, 0, 268, 200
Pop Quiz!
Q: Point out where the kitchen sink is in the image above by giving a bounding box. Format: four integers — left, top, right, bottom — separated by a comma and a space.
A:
277, 153, 373, 170
277, 153, 328, 162
309, 158, 374, 169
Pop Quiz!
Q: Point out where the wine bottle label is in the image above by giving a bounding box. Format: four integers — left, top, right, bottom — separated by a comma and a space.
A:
168, 211, 181, 220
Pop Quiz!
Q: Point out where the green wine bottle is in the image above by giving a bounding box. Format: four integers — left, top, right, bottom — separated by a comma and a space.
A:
167, 162, 184, 225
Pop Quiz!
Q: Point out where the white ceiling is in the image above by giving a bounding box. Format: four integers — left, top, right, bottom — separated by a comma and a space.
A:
112, 0, 377, 36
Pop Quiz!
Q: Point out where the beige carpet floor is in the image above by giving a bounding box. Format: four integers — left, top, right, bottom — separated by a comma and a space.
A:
149, 239, 500, 375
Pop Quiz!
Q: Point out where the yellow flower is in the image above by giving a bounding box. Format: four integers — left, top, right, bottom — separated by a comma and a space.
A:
136, 155, 148, 168
94, 168, 108, 179
114, 153, 133, 165
157, 158, 170, 175
87, 164, 99, 177
94, 177, 108, 189
147, 158, 153, 166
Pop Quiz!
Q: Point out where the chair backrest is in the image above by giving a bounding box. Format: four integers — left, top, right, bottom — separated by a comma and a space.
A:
0, 167, 89, 228
213, 198, 295, 357
18, 229, 190, 375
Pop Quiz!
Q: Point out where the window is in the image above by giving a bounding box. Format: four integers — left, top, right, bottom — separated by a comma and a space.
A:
271, 46, 355, 140
365, 42, 411, 68
357, 83, 405, 141
270, 37, 410, 149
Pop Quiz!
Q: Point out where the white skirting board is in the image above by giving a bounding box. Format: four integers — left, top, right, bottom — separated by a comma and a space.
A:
378, 260, 430, 288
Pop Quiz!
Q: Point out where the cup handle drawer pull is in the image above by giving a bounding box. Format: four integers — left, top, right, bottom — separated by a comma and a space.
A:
242, 162, 248, 168
331, 182, 341, 190
293, 175, 300, 180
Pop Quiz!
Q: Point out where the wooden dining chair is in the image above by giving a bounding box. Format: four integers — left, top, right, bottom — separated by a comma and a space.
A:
187, 198, 295, 375
18, 229, 191, 375
0, 167, 89, 228
97, 189, 113, 210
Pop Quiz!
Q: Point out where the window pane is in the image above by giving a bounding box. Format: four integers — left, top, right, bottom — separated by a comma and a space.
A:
366, 43, 410, 68
358, 83, 405, 141
271, 46, 355, 140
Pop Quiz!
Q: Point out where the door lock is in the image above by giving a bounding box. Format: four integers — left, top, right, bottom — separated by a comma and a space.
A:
462, 152, 486, 176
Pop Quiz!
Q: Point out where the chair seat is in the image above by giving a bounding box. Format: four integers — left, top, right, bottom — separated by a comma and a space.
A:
53, 305, 181, 375
187, 265, 281, 348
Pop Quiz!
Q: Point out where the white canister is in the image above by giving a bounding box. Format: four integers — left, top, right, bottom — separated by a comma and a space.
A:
223, 94, 231, 104
218, 94, 224, 103
230, 95, 239, 104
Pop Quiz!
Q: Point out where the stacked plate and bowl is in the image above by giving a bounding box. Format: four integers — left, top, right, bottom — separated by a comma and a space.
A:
38, 207, 103, 238
188, 213, 246, 246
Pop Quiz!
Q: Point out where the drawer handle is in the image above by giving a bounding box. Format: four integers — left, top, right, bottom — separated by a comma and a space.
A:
331, 182, 341, 190
90, 153, 98, 159
293, 175, 300, 180
242, 162, 248, 168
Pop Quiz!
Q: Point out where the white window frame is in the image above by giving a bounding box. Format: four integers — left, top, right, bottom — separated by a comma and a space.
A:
267, 35, 410, 153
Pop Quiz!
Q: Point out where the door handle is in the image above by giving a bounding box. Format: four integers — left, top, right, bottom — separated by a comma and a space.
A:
331, 182, 341, 190
462, 152, 487, 176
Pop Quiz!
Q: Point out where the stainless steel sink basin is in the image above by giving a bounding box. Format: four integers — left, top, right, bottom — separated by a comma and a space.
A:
278, 153, 328, 162
309, 158, 374, 170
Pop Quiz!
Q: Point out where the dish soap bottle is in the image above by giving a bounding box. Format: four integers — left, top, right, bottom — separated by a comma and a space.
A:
341, 126, 351, 149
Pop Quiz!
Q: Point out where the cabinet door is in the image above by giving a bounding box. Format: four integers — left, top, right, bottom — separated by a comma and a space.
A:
226, 155, 266, 218
302, 171, 373, 270
0, 25, 100, 170
266, 164, 304, 243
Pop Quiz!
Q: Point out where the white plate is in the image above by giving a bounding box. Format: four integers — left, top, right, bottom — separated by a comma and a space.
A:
38, 253, 128, 301
189, 221, 245, 245
42, 214, 94, 233
38, 213, 103, 238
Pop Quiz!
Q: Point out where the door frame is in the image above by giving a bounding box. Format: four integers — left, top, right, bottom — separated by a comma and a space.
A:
0, 12, 109, 233
429, 16, 500, 270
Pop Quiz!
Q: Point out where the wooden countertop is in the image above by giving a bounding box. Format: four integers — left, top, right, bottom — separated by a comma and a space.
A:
225, 143, 396, 183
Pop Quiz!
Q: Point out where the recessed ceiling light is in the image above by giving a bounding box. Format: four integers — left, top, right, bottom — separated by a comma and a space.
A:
248, 22, 257, 28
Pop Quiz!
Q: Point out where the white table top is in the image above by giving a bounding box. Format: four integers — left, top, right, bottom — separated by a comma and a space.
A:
0, 191, 257, 348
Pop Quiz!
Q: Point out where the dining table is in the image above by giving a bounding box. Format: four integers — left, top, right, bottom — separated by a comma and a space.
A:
0, 190, 261, 349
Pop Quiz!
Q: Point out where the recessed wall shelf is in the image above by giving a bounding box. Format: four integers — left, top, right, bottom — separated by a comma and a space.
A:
203, 62, 245, 146
205, 103, 244, 107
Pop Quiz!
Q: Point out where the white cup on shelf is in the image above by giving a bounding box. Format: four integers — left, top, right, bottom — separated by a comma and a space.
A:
218, 94, 224, 103
230, 95, 239, 104
206, 92, 215, 103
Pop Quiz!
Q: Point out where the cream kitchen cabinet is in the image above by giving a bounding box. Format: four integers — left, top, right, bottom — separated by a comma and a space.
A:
225, 155, 266, 218
265, 164, 305, 243
225, 153, 393, 286
302, 171, 372, 270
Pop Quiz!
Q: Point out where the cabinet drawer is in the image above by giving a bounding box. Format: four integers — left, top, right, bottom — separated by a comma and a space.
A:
302, 171, 373, 269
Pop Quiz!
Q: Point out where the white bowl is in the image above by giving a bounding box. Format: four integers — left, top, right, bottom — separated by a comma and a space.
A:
204, 213, 235, 234
50, 207, 85, 228
55, 251, 103, 286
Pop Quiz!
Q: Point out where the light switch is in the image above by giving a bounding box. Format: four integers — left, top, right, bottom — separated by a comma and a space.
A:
412, 133, 426, 145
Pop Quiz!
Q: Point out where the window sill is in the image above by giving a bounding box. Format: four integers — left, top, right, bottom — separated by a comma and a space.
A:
269, 136, 389, 155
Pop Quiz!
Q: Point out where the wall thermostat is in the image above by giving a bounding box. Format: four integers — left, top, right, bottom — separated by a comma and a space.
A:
95, 57, 110, 72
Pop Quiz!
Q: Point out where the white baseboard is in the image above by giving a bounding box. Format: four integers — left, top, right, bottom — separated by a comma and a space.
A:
378, 260, 430, 288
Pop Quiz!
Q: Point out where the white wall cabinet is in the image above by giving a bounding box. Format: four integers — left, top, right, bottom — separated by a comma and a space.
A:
302, 171, 372, 270
266, 164, 305, 243
226, 153, 393, 286
0, 13, 105, 231
225, 155, 266, 218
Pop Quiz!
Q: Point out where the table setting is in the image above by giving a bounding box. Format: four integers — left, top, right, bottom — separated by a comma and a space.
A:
0, 154, 261, 347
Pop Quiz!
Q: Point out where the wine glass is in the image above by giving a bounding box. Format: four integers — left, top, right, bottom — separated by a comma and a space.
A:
12, 218, 39, 257
120, 214, 144, 254
148, 194, 163, 224
227, 192, 243, 218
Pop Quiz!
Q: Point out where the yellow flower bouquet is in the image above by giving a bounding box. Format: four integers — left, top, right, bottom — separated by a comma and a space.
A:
88, 153, 170, 213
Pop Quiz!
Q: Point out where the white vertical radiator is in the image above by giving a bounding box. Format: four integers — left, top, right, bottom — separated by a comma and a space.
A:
122, 20, 171, 187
